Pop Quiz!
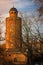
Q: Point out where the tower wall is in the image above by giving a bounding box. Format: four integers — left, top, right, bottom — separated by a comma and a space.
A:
6, 17, 22, 48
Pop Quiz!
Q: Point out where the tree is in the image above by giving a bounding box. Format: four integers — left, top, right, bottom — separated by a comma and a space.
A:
19, 12, 43, 65
35, 0, 43, 16
0, 16, 5, 41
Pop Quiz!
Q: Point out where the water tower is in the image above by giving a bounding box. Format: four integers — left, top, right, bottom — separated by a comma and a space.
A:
6, 7, 22, 49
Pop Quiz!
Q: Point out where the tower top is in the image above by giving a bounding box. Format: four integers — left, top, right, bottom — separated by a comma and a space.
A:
9, 7, 18, 13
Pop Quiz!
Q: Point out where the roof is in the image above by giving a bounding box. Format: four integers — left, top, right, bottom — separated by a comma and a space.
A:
9, 7, 18, 13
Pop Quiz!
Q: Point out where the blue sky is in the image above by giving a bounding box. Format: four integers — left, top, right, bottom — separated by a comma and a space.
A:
15, 0, 40, 12
0, 0, 40, 16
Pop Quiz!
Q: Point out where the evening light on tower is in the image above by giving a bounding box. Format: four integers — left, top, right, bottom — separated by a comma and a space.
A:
0, 0, 43, 65
6, 7, 22, 49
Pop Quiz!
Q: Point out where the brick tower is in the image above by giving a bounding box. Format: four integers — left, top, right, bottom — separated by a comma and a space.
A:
6, 7, 22, 49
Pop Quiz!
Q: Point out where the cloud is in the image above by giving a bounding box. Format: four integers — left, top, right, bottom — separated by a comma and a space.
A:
0, 0, 39, 17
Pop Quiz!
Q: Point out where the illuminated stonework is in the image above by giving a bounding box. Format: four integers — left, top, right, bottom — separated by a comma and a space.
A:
6, 7, 22, 48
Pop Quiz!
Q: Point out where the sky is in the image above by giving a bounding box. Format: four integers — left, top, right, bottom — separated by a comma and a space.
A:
0, 0, 40, 17
0, 0, 43, 44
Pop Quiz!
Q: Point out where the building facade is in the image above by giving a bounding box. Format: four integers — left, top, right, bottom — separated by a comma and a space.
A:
6, 7, 22, 49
